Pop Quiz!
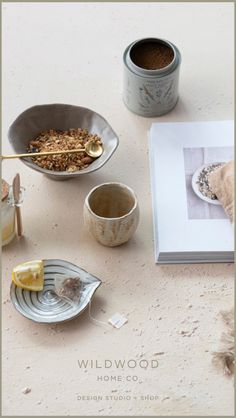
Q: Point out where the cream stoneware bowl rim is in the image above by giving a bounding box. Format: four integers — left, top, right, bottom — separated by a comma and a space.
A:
85, 182, 138, 221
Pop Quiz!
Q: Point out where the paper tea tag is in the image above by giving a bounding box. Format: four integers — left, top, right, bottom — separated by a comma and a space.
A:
108, 313, 128, 329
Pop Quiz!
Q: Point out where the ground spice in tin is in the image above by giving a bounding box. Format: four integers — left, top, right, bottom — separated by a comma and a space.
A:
130, 41, 174, 70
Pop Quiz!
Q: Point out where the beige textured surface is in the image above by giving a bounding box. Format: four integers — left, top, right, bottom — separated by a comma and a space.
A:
2, 3, 234, 416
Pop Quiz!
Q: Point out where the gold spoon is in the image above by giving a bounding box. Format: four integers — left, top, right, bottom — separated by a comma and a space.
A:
1, 141, 104, 160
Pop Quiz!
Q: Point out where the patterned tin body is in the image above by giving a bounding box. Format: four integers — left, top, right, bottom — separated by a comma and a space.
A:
123, 38, 181, 117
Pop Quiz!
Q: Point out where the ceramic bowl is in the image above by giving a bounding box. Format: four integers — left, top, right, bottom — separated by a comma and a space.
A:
10, 259, 102, 324
192, 163, 223, 205
84, 182, 139, 246
8, 104, 119, 180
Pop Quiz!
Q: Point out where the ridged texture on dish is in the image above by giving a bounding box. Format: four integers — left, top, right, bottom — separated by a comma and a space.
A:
10, 259, 101, 323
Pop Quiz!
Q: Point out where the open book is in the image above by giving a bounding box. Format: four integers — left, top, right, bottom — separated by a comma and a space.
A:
149, 120, 234, 263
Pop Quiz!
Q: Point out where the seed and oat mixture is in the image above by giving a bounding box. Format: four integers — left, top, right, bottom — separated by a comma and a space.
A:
27, 128, 102, 172
197, 163, 223, 200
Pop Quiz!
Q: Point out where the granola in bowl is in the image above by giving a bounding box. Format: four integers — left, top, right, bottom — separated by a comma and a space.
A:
27, 128, 103, 172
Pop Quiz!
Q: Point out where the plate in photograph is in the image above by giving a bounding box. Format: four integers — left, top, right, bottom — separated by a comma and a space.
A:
10, 259, 102, 324
191, 163, 223, 205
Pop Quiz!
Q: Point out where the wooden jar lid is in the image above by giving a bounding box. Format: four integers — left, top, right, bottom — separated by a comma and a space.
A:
1, 179, 9, 201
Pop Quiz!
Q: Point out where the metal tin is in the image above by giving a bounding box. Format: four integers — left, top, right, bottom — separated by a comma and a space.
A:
123, 38, 181, 117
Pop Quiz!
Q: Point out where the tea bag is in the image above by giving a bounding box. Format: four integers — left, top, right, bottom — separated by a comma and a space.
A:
54, 275, 82, 306
54, 275, 128, 330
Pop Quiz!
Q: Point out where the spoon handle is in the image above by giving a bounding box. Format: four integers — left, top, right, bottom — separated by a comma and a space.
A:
1, 149, 86, 159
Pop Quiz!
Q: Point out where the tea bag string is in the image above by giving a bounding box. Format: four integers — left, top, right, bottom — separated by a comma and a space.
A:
88, 299, 109, 328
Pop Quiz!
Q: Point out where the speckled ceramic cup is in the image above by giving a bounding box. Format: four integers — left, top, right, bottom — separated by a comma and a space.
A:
83, 182, 139, 246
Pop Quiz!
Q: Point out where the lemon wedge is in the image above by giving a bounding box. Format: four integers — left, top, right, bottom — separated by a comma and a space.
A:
12, 260, 44, 291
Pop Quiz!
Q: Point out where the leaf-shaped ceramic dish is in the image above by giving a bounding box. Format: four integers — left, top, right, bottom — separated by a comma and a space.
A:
10, 259, 102, 324
8, 104, 119, 180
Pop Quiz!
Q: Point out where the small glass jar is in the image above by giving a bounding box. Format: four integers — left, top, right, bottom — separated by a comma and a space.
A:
1, 185, 24, 246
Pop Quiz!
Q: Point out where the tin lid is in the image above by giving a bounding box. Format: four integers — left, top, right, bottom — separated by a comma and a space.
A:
124, 38, 181, 77
1, 179, 9, 201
